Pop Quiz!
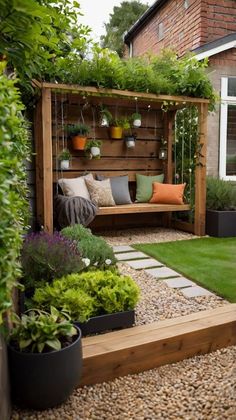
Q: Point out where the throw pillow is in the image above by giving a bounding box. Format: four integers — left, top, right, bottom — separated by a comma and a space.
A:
136, 173, 164, 202
85, 178, 116, 207
150, 183, 186, 205
58, 173, 93, 200
96, 175, 132, 205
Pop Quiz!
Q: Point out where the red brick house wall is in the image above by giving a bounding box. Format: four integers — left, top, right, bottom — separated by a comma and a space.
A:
127, 0, 236, 57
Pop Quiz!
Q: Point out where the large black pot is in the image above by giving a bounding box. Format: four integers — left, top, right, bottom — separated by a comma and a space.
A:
8, 326, 82, 410
206, 209, 236, 237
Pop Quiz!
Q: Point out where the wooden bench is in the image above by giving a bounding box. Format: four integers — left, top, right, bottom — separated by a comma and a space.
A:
97, 202, 190, 215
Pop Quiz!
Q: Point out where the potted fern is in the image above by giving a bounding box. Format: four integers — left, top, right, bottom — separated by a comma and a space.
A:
85, 139, 102, 159
58, 148, 71, 170
206, 177, 236, 237
7, 307, 82, 409
67, 123, 90, 150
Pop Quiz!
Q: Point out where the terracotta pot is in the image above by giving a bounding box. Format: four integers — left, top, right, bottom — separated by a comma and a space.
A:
110, 126, 123, 139
72, 136, 87, 150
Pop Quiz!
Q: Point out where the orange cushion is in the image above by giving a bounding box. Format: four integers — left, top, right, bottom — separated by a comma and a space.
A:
150, 182, 186, 205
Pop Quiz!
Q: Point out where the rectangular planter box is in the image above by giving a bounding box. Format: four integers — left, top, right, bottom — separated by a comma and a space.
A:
206, 210, 236, 237
75, 310, 135, 336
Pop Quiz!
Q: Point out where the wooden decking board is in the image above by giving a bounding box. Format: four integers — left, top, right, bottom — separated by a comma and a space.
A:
81, 305, 236, 385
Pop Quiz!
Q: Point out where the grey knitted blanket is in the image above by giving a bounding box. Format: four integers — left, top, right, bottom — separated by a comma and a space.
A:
54, 195, 98, 229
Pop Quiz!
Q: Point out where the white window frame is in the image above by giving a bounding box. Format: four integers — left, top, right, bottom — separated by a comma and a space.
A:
219, 77, 236, 181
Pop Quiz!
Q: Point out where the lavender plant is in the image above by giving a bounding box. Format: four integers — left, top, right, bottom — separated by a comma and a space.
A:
21, 232, 83, 290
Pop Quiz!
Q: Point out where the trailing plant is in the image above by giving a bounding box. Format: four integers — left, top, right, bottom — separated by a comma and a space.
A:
21, 232, 83, 290
61, 224, 116, 269
58, 148, 71, 161
8, 307, 77, 353
32, 270, 140, 322
67, 123, 90, 137
206, 177, 236, 211
0, 63, 30, 324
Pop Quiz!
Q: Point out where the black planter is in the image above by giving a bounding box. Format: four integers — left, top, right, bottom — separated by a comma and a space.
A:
76, 310, 135, 336
8, 326, 82, 410
206, 209, 236, 237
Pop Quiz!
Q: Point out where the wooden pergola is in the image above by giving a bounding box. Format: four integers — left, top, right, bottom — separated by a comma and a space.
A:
33, 81, 208, 235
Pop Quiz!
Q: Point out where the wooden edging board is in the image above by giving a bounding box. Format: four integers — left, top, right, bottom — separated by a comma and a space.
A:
81, 304, 236, 386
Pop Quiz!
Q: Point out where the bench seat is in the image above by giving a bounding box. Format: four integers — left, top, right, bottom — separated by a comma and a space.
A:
97, 203, 190, 216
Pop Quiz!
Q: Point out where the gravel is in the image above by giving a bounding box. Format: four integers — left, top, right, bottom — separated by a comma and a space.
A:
11, 228, 235, 419
12, 346, 236, 419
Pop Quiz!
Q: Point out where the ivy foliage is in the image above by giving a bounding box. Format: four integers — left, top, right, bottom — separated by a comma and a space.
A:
53, 48, 217, 110
0, 62, 30, 324
32, 271, 140, 322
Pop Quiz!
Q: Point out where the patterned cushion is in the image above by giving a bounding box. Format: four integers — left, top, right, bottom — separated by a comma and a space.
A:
85, 178, 115, 207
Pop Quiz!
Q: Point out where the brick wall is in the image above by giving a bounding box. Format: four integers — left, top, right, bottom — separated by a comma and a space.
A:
128, 0, 236, 58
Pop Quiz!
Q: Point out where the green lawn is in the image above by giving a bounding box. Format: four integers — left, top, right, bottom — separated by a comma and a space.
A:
134, 238, 236, 302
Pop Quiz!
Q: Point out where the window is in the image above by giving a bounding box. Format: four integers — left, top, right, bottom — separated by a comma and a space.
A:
158, 23, 164, 41
184, 0, 189, 10
220, 77, 236, 180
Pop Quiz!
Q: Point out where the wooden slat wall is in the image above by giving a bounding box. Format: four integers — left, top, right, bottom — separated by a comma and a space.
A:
51, 94, 165, 189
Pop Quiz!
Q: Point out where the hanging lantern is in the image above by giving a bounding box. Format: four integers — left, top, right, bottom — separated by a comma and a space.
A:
159, 146, 167, 160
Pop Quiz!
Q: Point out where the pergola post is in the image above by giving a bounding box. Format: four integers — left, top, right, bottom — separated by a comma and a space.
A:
35, 88, 53, 233
194, 103, 208, 236
163, 110, 176, 227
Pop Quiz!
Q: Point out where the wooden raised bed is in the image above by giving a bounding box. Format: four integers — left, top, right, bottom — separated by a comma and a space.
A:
81, 304, 236, 385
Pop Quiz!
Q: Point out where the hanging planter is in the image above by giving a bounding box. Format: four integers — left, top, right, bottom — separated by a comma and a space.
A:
131, 112, 142, 128
58, 148, 71, 170
100, 107, 112, 128
124, 134, 136, 149
85, 140, 102, 159
110, 117, 130, 140
67, 123, 90, 150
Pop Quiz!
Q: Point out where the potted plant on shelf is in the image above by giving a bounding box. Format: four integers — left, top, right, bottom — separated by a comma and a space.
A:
131, 112, 142, 128
7, 307, 82, 410
58, 148, 71, 170
67, 123, 90, 150
206, 176, 236, 237
100, 107, 112, 127
109, 117, 124, 139
85, 139, 102, 159
123, 119, 137, 149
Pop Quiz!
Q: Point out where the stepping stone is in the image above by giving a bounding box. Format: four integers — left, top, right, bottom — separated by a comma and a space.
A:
115, 251, 149, 261
145, 266, 180, 279
181, 286, 214, 298
112, 245, 134, 253
126, 258, 163, 270
163, 277, 196, 289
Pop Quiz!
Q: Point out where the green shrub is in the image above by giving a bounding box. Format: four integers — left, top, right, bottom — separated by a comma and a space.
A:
32, 271, 140, 322
0, 63, 30, 324
206, 177, 236, 211
61, 224, 116, 269
61, 224, 92, 241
